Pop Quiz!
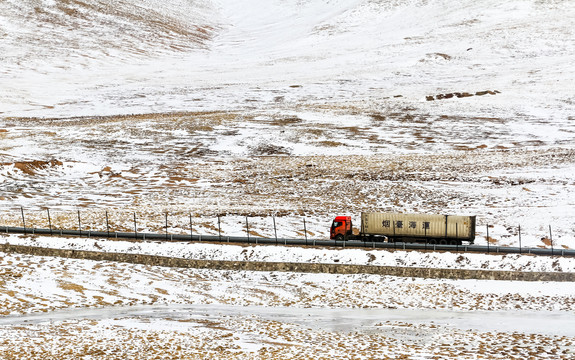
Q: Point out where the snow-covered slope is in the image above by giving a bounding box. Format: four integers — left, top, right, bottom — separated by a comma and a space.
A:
1, 0, 574, 118
2, 4, 575, 357
1, 0, 575, 248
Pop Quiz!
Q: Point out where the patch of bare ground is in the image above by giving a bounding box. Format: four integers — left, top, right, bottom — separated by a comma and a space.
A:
0, 159, 63, 176
19, 0, 219, 56
426, 90, 501, 101
4, 111, 241, 129
486, 236, 498, 244
57, 281, 86, 294
249, 143, 291, 156
265, 116, 303, 127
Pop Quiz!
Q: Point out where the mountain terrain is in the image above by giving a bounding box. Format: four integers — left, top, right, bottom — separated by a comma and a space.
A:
1, 0, 575, 248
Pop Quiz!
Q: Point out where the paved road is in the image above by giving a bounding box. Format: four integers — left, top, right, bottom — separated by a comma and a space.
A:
1, 304, 575, 337
2, 225, 574, 257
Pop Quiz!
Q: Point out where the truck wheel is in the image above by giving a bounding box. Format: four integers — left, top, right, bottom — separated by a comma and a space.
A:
449, 239, 459, 245
335, 234, 344, 241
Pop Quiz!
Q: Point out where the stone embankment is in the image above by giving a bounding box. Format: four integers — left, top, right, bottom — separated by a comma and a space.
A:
1, 243, 573, 282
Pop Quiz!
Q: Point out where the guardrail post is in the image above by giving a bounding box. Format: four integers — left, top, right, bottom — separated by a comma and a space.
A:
424, 226, 427, 251
106, 211, 110, 238
518, 225, 522, 254
133, 212, 137, 239
20, 207, 27, 235
486, 225, 490, 254
303, 217, 308, 245
47, 208, 52, 235
189, 213, 193, 241
246, 216, 250, 244
393, 222, 396, 250
218, 216, 222, 242
550, 225, 553, 256
273, 216, 278, 245
165, 213, 168, 240
78, 210, 82, 236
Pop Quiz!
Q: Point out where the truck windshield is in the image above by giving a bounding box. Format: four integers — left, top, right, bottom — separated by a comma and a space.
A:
332, 221, 342, 229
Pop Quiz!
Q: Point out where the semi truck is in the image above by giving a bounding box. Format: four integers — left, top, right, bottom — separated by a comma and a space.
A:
330, 212, 476, 245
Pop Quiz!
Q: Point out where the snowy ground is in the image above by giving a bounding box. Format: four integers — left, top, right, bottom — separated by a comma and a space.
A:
1, 0, 575, 119
1, 0, 575, 248
2, 0, 575, 358
2, 233, 575, 273
1, 247, 575, 359
1, 234, 575, 357
1, 144, 574, 249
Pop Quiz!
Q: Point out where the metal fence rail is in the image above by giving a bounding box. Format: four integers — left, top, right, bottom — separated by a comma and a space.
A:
2, 225, 574, 258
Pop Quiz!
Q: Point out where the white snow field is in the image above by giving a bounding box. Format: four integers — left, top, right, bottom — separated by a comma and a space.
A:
1, 0, 575, 358
1, 246, 575, 359
0, 0, 574, 247
1, 0, 574, 119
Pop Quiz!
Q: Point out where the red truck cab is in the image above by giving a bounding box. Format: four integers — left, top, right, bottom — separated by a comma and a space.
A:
330, 216, 352, 240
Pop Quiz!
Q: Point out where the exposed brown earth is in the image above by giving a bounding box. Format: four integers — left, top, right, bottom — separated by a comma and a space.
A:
2, 160, 63, 176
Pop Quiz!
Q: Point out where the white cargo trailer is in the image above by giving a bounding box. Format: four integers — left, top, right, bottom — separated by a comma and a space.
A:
330, 212, 476, 245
